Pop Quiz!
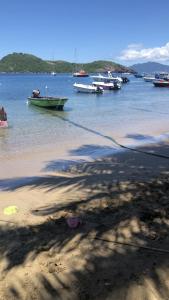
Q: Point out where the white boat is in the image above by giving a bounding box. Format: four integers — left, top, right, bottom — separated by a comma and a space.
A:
143, 76, 155, 82
51, 72, 56, 76
91, 71, 123, 83
92, 81, 121, 90
155, 72, 169, 79
73, 83, 103, 93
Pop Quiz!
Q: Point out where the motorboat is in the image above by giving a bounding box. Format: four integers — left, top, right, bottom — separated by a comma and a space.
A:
28, 96, 68, 109
143, 76, 155, 82
91, 71, 123, 83
134, 73, 143, 78
155, 72, 169, 79
73, 83, 103, 93
92, 81, 121, 90
73, 70, 89, 77
153, 79, 169, 87
28, 89, 68, 109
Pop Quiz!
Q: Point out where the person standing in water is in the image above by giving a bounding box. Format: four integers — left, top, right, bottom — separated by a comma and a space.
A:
0, 107, 7, 121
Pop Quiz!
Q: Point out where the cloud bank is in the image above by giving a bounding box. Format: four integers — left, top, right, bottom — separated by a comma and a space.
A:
119, 42, 169, 61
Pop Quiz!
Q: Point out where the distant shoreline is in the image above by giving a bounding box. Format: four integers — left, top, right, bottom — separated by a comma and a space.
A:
0, 71, 133, 75
0, 53, 133, 73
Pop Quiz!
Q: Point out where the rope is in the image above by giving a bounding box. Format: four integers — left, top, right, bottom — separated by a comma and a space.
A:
92, 237, 169, 254
104, 134, 169, 160
56, 113, 169, 160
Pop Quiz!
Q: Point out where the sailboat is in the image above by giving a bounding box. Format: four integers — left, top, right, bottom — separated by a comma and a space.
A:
72, 48, 89, 77
73, 70, 89, 77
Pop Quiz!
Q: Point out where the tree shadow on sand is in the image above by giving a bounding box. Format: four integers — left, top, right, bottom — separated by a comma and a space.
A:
1, 141, 169, 299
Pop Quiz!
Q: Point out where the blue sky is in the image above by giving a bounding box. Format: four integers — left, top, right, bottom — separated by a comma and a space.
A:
1, 0, 169, 65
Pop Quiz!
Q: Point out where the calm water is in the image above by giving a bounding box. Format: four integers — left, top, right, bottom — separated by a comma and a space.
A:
1, 73, 169, 170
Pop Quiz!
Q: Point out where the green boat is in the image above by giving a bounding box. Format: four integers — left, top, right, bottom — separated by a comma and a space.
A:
27, 96, 68, 110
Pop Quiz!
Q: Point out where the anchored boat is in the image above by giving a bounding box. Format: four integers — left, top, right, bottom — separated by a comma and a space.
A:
91, 71, 123, 83
73, 83, 103, 93
153, 79, 169, 87
73, 70, 89, 77
92, 81, 121, 90
143, 76, 155, 82
28, 89, 68, 110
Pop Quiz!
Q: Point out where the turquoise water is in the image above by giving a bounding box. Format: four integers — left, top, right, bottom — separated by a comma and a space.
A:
0, 74, 169, 168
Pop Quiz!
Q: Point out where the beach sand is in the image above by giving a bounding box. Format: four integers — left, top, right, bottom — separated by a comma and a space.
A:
1, 140, 169, 299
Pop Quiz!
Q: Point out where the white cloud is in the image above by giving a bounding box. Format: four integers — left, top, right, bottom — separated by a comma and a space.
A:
127, 43, 143, 50
118, 42, 169, 61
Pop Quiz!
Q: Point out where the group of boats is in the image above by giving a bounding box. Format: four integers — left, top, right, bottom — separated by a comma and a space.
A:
0, 91, 68, 127
73, 71, 129, 94
0, 71, 130, 128
134, 72, 169, 87
2, 69, 169, 129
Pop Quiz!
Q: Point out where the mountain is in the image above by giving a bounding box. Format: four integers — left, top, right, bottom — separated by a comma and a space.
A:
130, 61, 169, 73
0, 53, 52, 73
0, 52, 132, 73
83, 60, 132, 73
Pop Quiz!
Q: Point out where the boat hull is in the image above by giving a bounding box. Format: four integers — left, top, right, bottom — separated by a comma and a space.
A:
73, 73, 89, 77
143, 77, 155, 82
28, 97, 68, 109
91, 75, 122, 83
153, 80, 169, 87
92, 81, 121, 90
73, 70, 89, 77
73, 83, 103, 93
92, 81, 114, 90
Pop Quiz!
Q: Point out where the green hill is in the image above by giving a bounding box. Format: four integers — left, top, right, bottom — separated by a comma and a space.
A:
0, 53, 51, 73
84, 60, 132, 73
47, 60, 73, 73
0, 52, 133, 73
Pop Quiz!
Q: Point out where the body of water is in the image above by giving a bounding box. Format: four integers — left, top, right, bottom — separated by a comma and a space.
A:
0, 73, 169, 176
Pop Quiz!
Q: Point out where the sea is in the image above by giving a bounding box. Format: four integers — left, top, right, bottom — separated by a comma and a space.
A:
0, 73, 169, 178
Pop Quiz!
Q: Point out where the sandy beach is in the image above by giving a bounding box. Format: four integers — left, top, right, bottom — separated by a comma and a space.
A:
0, 140, 169, 299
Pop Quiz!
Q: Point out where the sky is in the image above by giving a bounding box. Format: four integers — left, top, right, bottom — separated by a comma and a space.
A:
1, 0, 169, 66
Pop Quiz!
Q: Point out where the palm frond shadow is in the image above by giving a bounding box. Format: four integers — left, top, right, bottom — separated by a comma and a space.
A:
1, 141, 169, 299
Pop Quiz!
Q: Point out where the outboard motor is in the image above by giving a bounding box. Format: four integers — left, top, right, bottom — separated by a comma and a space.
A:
122, 77, 129, 83
32, 89, 40, 98
96, 86, 103, 93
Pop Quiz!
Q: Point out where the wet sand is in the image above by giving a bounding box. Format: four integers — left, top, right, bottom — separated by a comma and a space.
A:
1, 120, 169, 180
0, 140, 169, 299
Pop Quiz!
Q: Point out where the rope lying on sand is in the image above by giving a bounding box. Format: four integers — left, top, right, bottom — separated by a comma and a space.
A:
104, 134, 169, 160
55, 113, 169, 160
91, 237, 169, 254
